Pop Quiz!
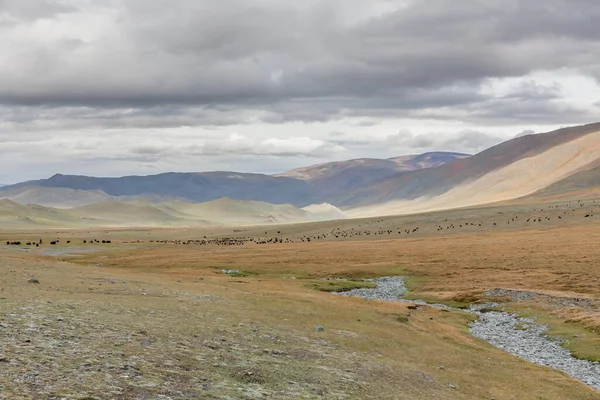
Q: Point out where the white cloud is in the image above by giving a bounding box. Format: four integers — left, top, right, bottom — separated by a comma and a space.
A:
258, 137, 344, 156
0, 0, 599, 182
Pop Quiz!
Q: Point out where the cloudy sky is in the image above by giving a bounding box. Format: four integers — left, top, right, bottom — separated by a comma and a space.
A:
1, 0, 599, 183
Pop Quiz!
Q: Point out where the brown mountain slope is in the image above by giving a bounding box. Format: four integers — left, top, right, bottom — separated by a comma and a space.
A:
278, 158, 407, 180
527, 164, 600, 200
277, 152, 469, 196
279, 152, 469, 180
344, 123, 600, 216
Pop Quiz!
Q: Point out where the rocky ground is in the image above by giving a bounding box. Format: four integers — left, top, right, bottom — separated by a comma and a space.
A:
0, 258, 371, 400
3, 224, 600, 400
484, 288, 597, 309
0, 296, 366, 400
471, 311, 600, 390
341, 276, 600, 392
336, 277, 407, 301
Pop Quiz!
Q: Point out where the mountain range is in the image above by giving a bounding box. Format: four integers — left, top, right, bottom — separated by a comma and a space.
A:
0, 151, 469, 209
1, 122, 599, 226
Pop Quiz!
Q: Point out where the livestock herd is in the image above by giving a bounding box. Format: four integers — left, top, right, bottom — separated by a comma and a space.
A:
115, 199, 598, 246
2, 200, 597, 249
5, 238, 109, 247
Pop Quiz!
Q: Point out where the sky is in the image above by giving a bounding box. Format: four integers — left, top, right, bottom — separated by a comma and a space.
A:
1, 0, 599, 183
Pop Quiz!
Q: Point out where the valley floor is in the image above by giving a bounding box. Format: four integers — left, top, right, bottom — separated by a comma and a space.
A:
1, 198, 599, 399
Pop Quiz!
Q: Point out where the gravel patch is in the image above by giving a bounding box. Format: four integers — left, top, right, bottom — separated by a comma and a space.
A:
222, 269, 241, 275
485, 288, 538, 302
336, 277, 407, 301
470, 311, 600, 390
485, 288, 596, 309
339, 276, 600, 391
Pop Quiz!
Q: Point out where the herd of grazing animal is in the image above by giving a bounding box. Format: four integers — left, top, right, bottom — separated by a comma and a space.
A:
3, 200, 597, 249
6, 239, 41, 247
4, 238, 111, 247
143, 199, 596, 246
147, 238, 247, 246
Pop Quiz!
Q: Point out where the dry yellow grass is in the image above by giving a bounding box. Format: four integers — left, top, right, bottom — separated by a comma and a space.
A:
1, 198, 600, 399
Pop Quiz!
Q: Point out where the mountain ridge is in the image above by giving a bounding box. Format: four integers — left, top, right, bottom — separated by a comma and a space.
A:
346, 123, 600, 216
334, 123, 600, 207
1, 151, 468, 208
1, 123, 599, 221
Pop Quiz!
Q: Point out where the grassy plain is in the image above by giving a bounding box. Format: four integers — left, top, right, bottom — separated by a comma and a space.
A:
1, 197, 599, 399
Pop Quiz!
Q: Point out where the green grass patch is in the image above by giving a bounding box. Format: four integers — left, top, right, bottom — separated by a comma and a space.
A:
402, 292, 472, 309
401, 275, 428, 292
402, 274, 479, 309
309, 280, 377, 293
507, 306, 600, 362
541, 317, 600, 362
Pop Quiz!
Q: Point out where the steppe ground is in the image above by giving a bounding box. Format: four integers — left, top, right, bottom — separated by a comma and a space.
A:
1, 198, 600, 399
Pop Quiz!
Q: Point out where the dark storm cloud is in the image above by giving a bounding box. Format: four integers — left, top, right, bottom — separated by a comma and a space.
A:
467, 99, 592, 125
0, 0, 599, 126
501, 81, 562, 101
459, 80, 596, 124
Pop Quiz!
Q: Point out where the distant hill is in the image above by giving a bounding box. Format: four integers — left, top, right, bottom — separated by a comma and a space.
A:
302, 203, 347, 221
0, 186, 178, 208
0, 197, 342, 228
66, 201, 187, 225
276, 152, 469, 197
389, 152, 471, 170
278, 152, 469, 181
0, 199, 81, 227
157, 197, 338, 225
1, 151, 467, 208
0, 186, 114, 208
3, 171, 313, 206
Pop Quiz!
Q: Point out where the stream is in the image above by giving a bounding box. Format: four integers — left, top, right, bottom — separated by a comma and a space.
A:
337, 276, 600, 391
